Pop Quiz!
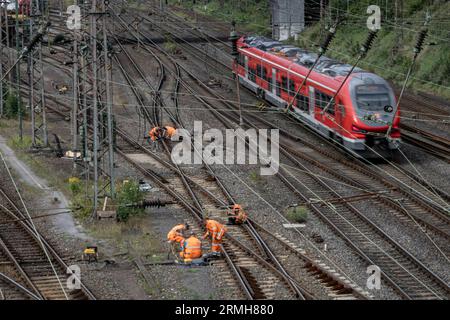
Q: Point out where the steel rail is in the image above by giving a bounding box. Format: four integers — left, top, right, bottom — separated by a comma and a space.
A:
131, 5, 450, 215
0, 272, 41, 300
109, 11, 310, 299
117, 15, 450, 298
0, 187, 96, 300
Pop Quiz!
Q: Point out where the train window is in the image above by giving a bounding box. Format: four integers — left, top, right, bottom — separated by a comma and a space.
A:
262, 67, 268, 80
281, 76, 288, 91
315, 91, 323, 108
315, 90, 335, 115
256, 64, 262, 78
248, 67, 256, 82
276, 81, 281, 97
289, 80, 296, 95
296, 94, 309, 112
327, 102, 335, 116
356, 93, 390, 111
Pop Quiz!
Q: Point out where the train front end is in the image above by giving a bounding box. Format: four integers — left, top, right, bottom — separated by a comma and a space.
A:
345, 73, 401, 158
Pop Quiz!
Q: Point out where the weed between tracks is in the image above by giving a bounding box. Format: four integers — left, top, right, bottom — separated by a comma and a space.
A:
285, 206, 308, 223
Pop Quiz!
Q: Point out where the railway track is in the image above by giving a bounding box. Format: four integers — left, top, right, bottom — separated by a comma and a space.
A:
128, 24, 450, 242
399, 91, 450, 122
113, 7, 450, 299
0, 185, 95, 300
140, 4, 450, 170
41, 5, 369, 300
113, 50, 310, 299
110, 17, 319, 300
140, 5, 450, 213
400, 123, 450, 163
18, 2, 446, 298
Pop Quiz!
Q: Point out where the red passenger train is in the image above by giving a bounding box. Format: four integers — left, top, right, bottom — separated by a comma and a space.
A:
233, 36, 401, 157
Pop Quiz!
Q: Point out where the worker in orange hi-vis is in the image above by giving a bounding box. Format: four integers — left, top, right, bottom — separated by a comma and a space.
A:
149, 126, 177, 141
163, 126, 177, 139
202, 219, 227, 253
148, 126, 178, 151
179, 231, 203, 263
167, 223, 189, 257
226, 204, 248, 225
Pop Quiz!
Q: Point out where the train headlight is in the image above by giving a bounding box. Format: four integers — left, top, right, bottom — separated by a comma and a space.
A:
384, 105, 393, 113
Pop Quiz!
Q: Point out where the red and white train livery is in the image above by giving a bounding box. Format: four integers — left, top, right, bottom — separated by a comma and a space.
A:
234, 36, 401, 156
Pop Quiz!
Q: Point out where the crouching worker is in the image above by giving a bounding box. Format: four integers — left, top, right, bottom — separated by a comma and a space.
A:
167, 223, 189, 257
148, 126, 178, 151
180, 231, 202, 263
226, 204, 247, 225
202, 219, 227, 254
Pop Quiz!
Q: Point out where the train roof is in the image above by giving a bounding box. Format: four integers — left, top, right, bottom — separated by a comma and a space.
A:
241, 35, 365, 78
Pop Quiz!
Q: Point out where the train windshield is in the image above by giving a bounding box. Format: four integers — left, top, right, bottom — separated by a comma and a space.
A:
355, 85, 391, 111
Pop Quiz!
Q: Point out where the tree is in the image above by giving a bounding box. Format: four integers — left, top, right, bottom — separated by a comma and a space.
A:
116, 181, 144, 221
4, 90, 24, 119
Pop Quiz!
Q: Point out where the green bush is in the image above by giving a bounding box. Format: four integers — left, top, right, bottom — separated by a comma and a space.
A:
4, 90, 24, 119
68, 177, 82, 195
286, 206, 308, 223
169, 0, 271, 35
9, 135, 32, 150
116, 181, 144, 222
71, 194, 93, 220
164, 35, 179, 54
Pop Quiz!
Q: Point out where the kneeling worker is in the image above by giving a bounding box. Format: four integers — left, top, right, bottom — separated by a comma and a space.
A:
227, 204, 247, 225
180, 231, 202, 263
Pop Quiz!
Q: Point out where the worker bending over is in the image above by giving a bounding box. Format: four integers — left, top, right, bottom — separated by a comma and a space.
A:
227, 204, 247, 225
167, 223, 189, 253
202, 219, 227, 253
180, 231, 202, 263
149, 126, 177, 142
148, 126, 177, 151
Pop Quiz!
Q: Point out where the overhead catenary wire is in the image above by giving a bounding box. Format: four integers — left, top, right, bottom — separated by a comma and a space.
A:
9, 26, 446, 211
10, 0, 446, 228
123, 6, 450, 290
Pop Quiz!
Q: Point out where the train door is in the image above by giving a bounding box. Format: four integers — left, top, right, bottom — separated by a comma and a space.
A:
335, 99, 344, 142
272, 68, 277, 95
308, 86, 315, 117
244, 56, 249, 78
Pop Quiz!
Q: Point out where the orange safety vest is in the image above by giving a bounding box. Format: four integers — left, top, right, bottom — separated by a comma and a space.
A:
180, 236, 202, 260
167, 224, 186, 243
164, 126, 177, 139
149, 127, 160, 141
203, 220, 227, 241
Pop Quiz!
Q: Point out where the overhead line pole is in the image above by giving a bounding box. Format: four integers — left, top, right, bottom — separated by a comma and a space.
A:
90, 0, 100, 217
29, 0, 48, 148
102, 0, 115, 198
72, 0, 79, 171
15, 0, 22, 141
